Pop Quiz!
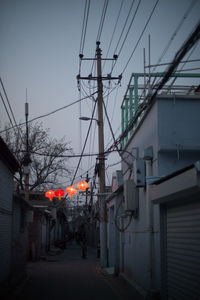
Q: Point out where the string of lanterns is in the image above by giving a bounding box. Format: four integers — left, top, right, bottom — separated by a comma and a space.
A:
45, 180, 89, 201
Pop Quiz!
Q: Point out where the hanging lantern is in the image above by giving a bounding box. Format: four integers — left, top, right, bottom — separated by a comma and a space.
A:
55, 189, 65, 200
77, 180, 88, 191
45, 190, 55, 202
66, 185, 77, 198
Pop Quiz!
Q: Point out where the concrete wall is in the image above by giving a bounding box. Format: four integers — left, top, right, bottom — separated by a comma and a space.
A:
0, 161, 14, 285
120, 95, 200, 293
157, 96, 200, 176
107, 190, 123, 275
11, 198, 28, 281
122, 99, 160, 291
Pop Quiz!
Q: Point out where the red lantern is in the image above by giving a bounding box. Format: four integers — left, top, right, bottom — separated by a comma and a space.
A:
77, 180, 88, 191
55, 189, 65, 200
66, 185, 77, 198
45, 190, 55, 202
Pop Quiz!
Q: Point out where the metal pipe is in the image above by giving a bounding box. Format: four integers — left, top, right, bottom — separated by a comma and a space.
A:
125, 98, 129, 143
129, 88, 133, 135
148, 35, 151, 94
119, 216, 124, 272
143, 48, 146, 99
145, 58, 200, 68
121, 106, 125, 148
146, 159, 153, 290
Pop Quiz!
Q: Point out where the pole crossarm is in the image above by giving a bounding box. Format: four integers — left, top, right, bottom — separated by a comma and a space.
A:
77, 76, 122, 81
81, 58, 116, 61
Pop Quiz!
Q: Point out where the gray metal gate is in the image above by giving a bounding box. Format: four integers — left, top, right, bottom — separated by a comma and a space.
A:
166, 200, 200, 299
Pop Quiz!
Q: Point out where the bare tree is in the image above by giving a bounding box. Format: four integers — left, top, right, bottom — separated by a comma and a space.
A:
2, 122, 72, 191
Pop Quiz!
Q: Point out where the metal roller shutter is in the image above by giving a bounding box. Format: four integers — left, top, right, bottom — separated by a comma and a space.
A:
166, 201, 200, 300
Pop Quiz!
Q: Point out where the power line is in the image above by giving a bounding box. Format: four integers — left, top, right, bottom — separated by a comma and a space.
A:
0, 91, 14, 126
89, 0, 109, 75
96, 0, 109, 42
103, 0, 124, 70
150, 0, 198, 88
71, 96, 97, 185
15, 149, 116, 158
79, 0, 91, 75
166, 41, 200, 90
113, 0, 136, 55
116, 0, 141, 59
102, 97, 133, 169
121, 0, 160, 74
153, 0, 198, 73
0, 92, 97, 134
0, 77, 18, 127
79, 0, 91, 55
116, 20, 200, 144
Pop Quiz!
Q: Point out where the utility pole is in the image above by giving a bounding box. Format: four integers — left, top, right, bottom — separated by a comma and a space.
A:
85, 172, 89, 207
96, 41, 107, 267
23, 94, 31, 202
77, 41, 121, 268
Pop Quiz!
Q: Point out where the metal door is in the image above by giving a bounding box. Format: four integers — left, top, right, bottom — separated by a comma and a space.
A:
166, 200, 200, 299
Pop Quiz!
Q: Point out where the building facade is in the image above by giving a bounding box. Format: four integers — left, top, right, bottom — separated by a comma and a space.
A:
0, 137, 19, 290
107, 73, 200, 299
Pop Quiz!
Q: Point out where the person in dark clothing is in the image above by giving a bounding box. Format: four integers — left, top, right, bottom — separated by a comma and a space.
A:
81, 237, 87, 259
79, 225, 87, 259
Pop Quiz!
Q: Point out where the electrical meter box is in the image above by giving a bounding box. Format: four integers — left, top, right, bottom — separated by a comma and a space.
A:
134, 158, 145, 187
124, 180, 139, 212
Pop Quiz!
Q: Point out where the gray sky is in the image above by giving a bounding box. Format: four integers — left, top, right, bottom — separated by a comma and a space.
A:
0, 0, 200, 185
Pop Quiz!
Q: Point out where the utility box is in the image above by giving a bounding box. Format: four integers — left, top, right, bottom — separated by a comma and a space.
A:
124, 180, 139, 212
134, 158, 145, 187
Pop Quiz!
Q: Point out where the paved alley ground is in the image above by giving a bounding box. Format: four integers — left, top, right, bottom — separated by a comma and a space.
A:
8, 241, 142, 300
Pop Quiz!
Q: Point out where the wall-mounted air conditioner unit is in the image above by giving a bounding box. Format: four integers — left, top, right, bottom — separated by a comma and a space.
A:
124, 180, 139, 212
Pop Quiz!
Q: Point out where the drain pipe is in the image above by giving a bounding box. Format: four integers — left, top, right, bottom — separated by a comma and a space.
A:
119, 216, 124, 272
145, 157, 153, 294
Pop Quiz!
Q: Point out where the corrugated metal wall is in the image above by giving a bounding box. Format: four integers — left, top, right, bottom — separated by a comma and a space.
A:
166, 200, 200, 300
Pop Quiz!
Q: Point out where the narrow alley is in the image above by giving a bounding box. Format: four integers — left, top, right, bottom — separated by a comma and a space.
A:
8, 241, 142, 300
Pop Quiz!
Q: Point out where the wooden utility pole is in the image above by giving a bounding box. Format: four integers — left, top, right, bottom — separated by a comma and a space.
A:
77, 41, 121, 268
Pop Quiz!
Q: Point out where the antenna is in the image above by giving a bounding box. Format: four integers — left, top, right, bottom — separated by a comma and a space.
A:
25, 88, 29, 119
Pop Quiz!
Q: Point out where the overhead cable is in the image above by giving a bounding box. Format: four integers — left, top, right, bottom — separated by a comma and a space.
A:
0, 78, 18, 127
103, 0, 124, 70
70, 96, 97, 185
153, 0, 198, 73
102, 98, 133, 170
113, 0, 136, 55
90, 0, 109, 74
121, 0, 160, 74
96, 0, 109, 42
116, 20, 200, 144
79, 0, 91, 55
0, 91, 97, 134
151, 0, 198, 88
79, 0, 91, 75
0, 91, 14, 126
166, 41, 199, 91
116, 0, 141, 59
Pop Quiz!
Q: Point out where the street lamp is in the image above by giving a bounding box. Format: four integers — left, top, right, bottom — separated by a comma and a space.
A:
79, 116, 100, 125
